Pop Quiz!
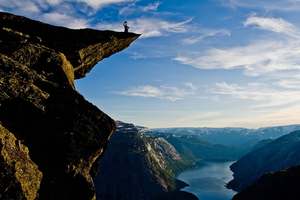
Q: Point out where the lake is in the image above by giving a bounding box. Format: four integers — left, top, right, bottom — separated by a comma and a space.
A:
176, 161, 237, 200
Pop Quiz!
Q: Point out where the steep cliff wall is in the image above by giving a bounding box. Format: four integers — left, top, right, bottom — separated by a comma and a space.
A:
0, 12, 140, 199
94, 121, 197, 200
227, 130, 300, 192
232, 165, 300, 200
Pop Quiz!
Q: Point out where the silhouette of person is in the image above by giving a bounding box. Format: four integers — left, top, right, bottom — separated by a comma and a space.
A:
123, 21, 129, 33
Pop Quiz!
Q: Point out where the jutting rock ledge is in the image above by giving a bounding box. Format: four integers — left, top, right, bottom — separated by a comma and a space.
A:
0, 12, 140, 200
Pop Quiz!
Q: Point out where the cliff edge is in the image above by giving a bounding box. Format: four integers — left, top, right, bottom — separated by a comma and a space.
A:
0, 12, 140, 200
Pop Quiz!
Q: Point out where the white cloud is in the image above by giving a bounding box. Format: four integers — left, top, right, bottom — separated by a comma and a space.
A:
70, 0, 136, 10
115, 84, 196, 101
174, 16, 300, 77
42, 13, 90, 29
142, 1, 162, 12
274, 79, 300, 89
185, 82, 197, 91
197, 95, 219, 101
174, 40, 300, 73
183, 29, 230, 45
44, 0, 63, 6
119, 1, 162, 16
118, 2, 137, 15
116, 85, 163, 97
0, 0, 42, 14
221, 0, 300, 11
244, 15, 300, 39
209, 82, 300, 108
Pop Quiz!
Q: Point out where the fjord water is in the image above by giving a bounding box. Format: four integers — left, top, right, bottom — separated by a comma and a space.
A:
176, 161, 237, 200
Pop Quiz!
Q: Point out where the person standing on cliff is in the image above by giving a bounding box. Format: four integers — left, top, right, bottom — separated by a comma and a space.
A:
123, 21, 129, 33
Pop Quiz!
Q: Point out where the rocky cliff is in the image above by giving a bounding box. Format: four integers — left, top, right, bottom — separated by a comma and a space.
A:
0, 12, 140, 199
232, 165, 300, 200
94, 121, 198, 200
227, 130, 300, 192
144, 133, 247, 161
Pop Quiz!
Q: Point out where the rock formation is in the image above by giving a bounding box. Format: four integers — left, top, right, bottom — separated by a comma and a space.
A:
227, 130, 300, 192
0, 12, 140, 199
94, 121, 198, 200
232, 165, 300, 200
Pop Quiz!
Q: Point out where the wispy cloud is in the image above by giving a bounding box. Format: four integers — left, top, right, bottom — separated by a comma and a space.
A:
183, 29, 230, 45
118, 1, 138, 15
244, 15, 300, 39
70, 0, 136, 10
96, 17, 194, 37
119, 1, 162, 16
42, 13, 90, 29
174, 16, 300, 77
221, 0, 300, 11
142, 1, 162, 12
114, 83, 196, 101
184, 82, 197, 91
274, 79, 300, 89
209, 82, 300, 108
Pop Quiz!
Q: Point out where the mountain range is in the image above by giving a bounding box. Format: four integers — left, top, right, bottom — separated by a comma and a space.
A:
139, 125, 300, 146
95, 122, 300, 200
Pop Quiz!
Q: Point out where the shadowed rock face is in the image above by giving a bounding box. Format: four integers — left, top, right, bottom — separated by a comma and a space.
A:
94, 121, 198, 200
0, 12, 140, 199
227, 131, 300, 192
232, 165, 300, 200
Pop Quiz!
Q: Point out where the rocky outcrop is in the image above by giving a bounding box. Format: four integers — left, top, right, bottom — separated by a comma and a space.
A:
232, 165, 300, 200
227, 130, 300, 192
94, 121, 197, 200
0, 12, 140, 199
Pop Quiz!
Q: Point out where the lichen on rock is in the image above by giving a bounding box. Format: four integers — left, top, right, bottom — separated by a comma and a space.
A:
0, 124, 42, 200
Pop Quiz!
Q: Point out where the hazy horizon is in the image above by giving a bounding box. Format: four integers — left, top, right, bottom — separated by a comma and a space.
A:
139, 123, 300, 129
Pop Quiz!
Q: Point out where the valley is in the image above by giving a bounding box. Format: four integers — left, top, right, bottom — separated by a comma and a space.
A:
94, 121, 198, 200
227, 130, 300, 192
95, 122, 300, 200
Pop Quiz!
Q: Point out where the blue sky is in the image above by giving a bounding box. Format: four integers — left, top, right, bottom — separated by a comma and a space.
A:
2, 0, 300, 128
